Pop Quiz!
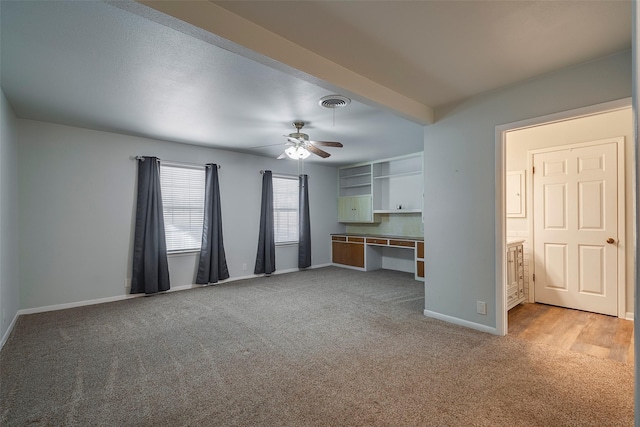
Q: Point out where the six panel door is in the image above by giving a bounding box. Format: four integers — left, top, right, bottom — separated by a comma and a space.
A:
533, 141, 618, 316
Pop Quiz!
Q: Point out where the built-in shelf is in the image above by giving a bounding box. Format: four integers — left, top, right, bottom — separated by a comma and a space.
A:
338, 164, 372, 198
373, 209, 422, 214
373, 170, 421, 180
340, 183, 371, 189
338, 153, 423, 222
342, 172, 371, 178
372, 153, 423, 213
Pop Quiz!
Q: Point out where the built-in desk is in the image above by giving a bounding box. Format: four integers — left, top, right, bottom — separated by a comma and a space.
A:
331, 233, 424, 282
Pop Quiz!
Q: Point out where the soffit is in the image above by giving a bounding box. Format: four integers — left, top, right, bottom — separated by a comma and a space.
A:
214, 0, 632, 108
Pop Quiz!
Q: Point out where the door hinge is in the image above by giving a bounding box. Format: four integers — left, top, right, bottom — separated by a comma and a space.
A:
532, 166, 535, 174
532, 273, 535, 282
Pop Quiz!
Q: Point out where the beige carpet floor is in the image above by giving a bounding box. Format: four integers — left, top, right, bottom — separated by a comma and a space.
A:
0, 267, 633, 426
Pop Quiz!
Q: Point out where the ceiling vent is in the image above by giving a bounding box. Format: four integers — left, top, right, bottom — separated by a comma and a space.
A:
319, 95, 351, 109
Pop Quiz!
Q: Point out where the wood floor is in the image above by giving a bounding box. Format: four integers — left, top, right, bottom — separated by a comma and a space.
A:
508, 303, 634, 365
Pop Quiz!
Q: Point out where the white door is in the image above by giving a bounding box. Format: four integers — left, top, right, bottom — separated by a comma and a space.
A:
533, 141, 619, 316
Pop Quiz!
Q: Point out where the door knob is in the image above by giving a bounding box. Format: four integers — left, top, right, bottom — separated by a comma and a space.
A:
606, 238, 615, 244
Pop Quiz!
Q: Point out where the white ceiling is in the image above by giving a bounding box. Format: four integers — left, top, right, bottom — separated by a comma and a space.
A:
0, 1, 632, 166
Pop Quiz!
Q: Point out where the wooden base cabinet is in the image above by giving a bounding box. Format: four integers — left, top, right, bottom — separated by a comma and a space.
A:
416, 242, 424, 279
331, 237, 365, 268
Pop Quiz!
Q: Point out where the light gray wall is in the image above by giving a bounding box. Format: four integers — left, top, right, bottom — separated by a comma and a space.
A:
423, 50, 632, 328
0, 89, 20, 339
18, 120, 342, 310
632, 4, 639, 425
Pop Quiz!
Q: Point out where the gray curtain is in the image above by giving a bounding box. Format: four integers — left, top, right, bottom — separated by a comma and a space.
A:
196, 164, 229, 284
254, 170, 275, 274
298, 174, 311, 268
131, 156, 170, 294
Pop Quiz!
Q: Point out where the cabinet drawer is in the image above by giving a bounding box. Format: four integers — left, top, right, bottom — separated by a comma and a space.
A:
348, 237, 365, 243
366, 238, 388, 245
332, 235, 347, 242
389, 239, 415, 248
417, 260, 424, 278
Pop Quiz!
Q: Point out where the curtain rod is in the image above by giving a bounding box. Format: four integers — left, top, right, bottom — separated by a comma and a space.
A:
134, 156, 220, 169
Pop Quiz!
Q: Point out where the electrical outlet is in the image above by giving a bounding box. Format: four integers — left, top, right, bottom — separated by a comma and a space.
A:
476, 301, 487, 315
242, 263, 247, 271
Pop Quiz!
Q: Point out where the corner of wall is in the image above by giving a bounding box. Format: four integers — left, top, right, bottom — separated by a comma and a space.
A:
0, 89, 20, 344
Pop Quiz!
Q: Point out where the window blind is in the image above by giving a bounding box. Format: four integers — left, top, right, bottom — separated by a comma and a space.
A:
273, 176, 298, 244
160, 164, 205, 252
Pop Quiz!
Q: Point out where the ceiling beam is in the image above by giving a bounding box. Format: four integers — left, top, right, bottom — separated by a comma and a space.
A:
136, 0, 433, 125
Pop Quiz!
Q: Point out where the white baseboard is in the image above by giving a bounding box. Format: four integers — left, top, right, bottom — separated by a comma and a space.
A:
311, 263, 332, 269
0, 312, 20, 351
176, 263, 333, 289
625, 312, 634, 321
18, 293, 145, 315
330, 263, 365, 272
271, 263, 332, 275
424, 309, 498, 335
15, 264, 334, 316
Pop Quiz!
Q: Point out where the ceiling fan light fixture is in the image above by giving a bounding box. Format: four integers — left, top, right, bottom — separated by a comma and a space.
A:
319, 95, 351, 109
285, 145, 311, 160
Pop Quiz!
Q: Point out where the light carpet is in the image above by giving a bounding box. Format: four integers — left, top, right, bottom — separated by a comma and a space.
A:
0, 267, 633, 426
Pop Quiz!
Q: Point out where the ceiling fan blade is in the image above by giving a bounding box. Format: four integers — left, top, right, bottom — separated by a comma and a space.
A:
251, 141, 296, 151
309, 140, 343, 148
276, 152, 287, 160
250, 142, 286, 149
307, 143, 331, 158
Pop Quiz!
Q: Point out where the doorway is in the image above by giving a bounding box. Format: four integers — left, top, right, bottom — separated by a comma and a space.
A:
496, 99, 634, 336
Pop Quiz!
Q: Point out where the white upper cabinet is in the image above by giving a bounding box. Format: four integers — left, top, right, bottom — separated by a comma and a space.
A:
338, 195, 374, 223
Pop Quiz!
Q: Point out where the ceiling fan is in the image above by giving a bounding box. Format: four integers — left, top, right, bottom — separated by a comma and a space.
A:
277, 121, 343, 160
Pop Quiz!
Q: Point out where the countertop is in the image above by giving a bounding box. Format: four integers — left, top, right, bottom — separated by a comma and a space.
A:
331, 233, 424, 241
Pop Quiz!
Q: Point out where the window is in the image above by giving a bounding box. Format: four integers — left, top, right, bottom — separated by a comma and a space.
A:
273, 176, 298, 244
160, 164, 205, 252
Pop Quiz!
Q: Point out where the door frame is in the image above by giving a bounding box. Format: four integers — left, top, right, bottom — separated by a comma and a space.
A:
495, 97, 633, 336
528, 138, 626, 315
